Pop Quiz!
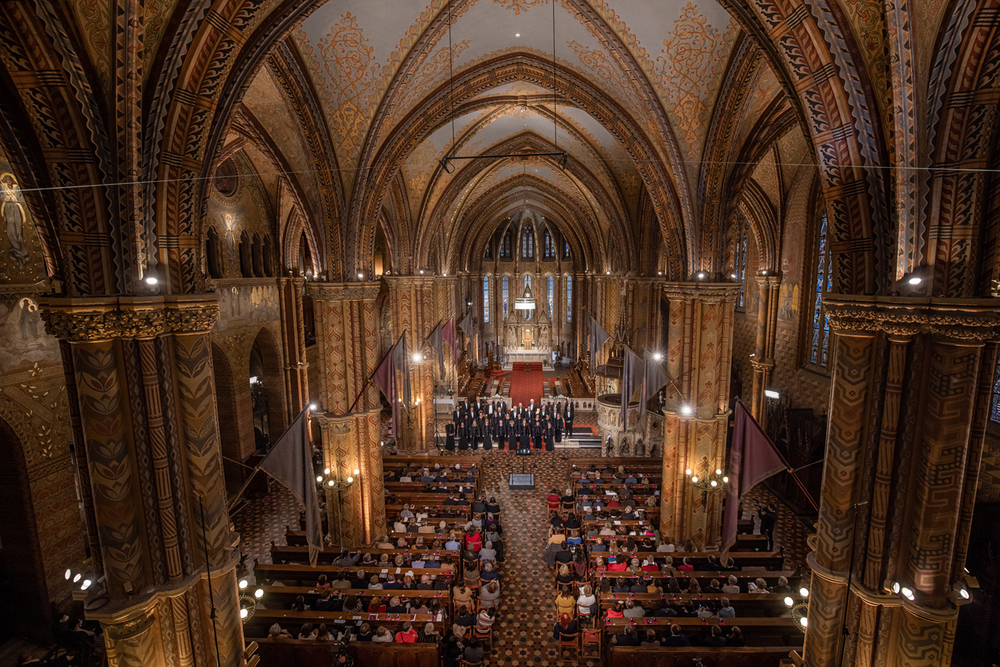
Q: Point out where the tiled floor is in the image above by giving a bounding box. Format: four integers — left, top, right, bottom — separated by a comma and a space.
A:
233, 449, 811, 666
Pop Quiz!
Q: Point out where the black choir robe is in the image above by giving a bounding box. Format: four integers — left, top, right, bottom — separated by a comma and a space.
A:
531, 422, 543, 450
544, 419, 555, 451
554, 415, 564, 443
483, 416, 493, 450
458, 422, 470, 450
471, 422, 482, 450
565, 404, 575, 435
517, 422, 531, 453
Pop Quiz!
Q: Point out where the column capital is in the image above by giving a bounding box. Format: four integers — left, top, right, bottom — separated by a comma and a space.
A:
382, 275, 436, 289
661, 282, 742, 303
39, 295, 219, 342
753, 274, 782, 288
307, 281, 381, 302
824, 295, 1000, 340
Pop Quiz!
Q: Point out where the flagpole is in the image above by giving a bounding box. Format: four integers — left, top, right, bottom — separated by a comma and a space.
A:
346, 334, 401, 416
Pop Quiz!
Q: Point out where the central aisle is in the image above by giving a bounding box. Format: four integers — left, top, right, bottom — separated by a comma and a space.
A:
508, 362, 544, 406
479, 450, 600, 666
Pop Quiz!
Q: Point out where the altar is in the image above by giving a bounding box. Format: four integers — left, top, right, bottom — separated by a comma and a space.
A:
505, 348, 550, 368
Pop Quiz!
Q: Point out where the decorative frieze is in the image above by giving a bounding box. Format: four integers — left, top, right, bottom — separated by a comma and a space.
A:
824, 296, 1000, 341
39, 296, 220, 341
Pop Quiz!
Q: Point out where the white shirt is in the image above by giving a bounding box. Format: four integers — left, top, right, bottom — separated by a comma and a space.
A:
577, 594, 596, 614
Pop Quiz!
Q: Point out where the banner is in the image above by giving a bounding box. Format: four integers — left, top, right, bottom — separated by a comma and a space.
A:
589, 315, 610, 368
641, 352, 669, 419
259, 410, 323, 566
428, 320, 444, 376
372, 337, 401, 436
619, 346, 643, 424
442, 317, 457, 364
721, 401, 788, 555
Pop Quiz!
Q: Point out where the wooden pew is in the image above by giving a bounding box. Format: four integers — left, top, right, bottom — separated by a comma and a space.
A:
589, 551, 785, 571
255, 585, 452, 613
598, 592, 805, 616
246, 609, 436, 638
607, 646, 795, 667
253, 563, 457, 587
385, 481, 477, 490
269, 544, 460, 565
254, 640, 438, 667
604, 617, 803, 645
284, 529, 463, 546
592, 571, 801, 587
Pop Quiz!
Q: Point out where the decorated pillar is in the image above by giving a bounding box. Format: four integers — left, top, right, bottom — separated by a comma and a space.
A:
802, 297, 1000, 667
41, 296, 243, 667
278, 277, 309, 417
384, 276, 436, 451
749, 274, 781, 428
658, 283, 739, 549
307, 282, 386, 548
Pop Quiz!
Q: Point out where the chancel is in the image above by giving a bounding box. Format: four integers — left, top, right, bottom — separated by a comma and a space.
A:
0, 1, 999, 666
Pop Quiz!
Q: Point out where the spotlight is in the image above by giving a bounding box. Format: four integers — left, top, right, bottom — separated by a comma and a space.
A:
890, 581, 901, 595
907, 276, 921, 285
765, 389, 780, 399
255, 588, 264, 599
515, 32, 520, 37
144, 267, 159, 286
653, 352, 663, 361
658, 271, 663, 275
81, 579, 92, 591
730, 273, 737, 279
412, 353, 423, 363
239, 580, 248, 590
249, 376, 259, 385
310, 403, 319, 411
680, 404, 693, 416
606, 270, 611, 275
358, 273, 364, 279
419, 269, 424, 274
959, 588, 970, 600
799, 587, 810, 598
784, 596, 794, 608
696, 272, 706, 280
64, 569, 72, 580
443, 272, 447, 277
901, 587, 914, 601
73, 574, 82, 583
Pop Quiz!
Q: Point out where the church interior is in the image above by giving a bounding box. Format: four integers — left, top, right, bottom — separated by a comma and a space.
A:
1, 0, 1000, 665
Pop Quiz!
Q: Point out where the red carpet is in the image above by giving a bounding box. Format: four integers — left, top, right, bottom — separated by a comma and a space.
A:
509, 362, 544, 407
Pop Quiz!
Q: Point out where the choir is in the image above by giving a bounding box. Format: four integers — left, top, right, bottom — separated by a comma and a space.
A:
445, 398, 576, 454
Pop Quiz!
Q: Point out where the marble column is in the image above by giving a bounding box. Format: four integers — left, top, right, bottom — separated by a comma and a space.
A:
658, 283, 739, 549
802, 297, 1000, 667
749, 274, 781, 428
40, 295, 243, 667
278, 277, 309, 416
307, 282, 386, 548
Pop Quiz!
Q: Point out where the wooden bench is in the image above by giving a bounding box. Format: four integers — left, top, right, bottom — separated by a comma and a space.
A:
604, 617, 803, 645
269, 544, 460, 565
255, 585, 452, 613
607, 646, 795, 667
593, 571, 801, 587
246, 610, 436, 638
253, 563, 457, 587
254, 639, 439, 667
598, 592, 805, 616
589, 551, 785, 571
284, 529, 464, 546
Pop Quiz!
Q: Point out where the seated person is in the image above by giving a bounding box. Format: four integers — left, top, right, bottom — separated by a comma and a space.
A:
662, 624, 691, 647
554, 586, 576, 616
611, 626, 639, 646
552, 614, 578, 641
704, 625, 727, 647
480, 580, 501, 609
719, 597, 736, 618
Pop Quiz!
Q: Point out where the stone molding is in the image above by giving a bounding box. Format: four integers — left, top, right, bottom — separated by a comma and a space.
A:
39, 295, 220, 342
661, 282, 742, 302
307, 281, 381, 302
824, 295, 1000, 340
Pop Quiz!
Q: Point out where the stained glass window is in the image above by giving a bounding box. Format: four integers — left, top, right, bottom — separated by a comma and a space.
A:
502, 276, 509, 320
485, 241, 492, 259
524, 274, 532, 320
483, 276, 490, 323
501, 231, 512, 259
563, 242, 570, 260
809, 213, 834, 368
735, 213, 748, 309
522, 226, 534, 258
547, 275, 554, 315
544, 230, 553, 259
566, 275, 573, 322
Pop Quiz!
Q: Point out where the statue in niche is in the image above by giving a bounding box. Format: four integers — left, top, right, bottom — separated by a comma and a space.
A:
1, 174, 30, 268
18, 297, 39, 340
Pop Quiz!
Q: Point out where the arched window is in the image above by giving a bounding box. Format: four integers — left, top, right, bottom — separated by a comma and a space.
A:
502, 276, 509, 320
483, 276, 490, 323
207, 227, 223, 278
544, 230, 554, 259
566, 275, 573, 322
808, 213, 834, 368
251, 234, 264, 277
239, 232, 252, 278
547, 275, 554, 315
523, 274, 532, 320
522, 226, 534, 259
485, 241, 492, 259
501, 230, 512, 259
563, 241, 570, 260
735, 213, 748, 309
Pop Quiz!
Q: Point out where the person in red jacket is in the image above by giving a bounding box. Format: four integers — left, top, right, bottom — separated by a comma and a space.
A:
394, 621, 418, 643
547, 489, 561, 512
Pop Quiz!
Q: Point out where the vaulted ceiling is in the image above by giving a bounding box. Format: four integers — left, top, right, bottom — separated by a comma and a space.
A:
228, 0, 795, 278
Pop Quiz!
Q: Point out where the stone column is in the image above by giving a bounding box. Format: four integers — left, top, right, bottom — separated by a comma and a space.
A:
307, 282, 386, 548
749, 274, 781, 428
658, 283, 739, 548
278, 277, 309, 415
384, 276, 437, 451
802, 297, 1000, 667
40, 295, 243, 667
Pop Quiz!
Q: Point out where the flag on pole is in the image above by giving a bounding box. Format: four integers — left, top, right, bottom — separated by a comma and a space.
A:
392, 331, 412, 408
458, 311, 474, 359
721, 401, 788, 556
641, 352, 669, 419
428, 320, 444, 375
442, 317, 457, 364
372, 336, 402, 436
259, 409, 323, 566
589, 315, 610, 368
620, 346, 643, 424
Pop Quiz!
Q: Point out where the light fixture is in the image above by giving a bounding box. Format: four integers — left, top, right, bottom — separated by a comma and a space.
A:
81, 579, 92, 591
606, 270, 611, 275
419, 269, 424, 274
723, 476, 729, 483
653, 352, 663, 361
239, 579, 248, 590
240, 608, 248, 619
710, 480, 717, 487
715, 469, 722, 475
685, 469, 692, 476
784, 596, 794, 608
73, 574, 82, 583
443, 272, 447, 277
696, 271, 706, 280
680, 404, 693, 416
799, 617, 808, 628
353, 468, 360, 476
255, 588, 264, 599
64, 569, 72, 580
347, 476, 354, 483
799, 587, 810, 598
691, 476, 698, 483
515, 32, 520, 37
144, 267, 159, 286
316, 476, 323, 483
412, 352, 423, 363
901, 587, 914, 601
907, 276, 921, 285
327, 480, 335, 487
324, 467, 330, 475
730, 273, 737, 279
658, 271, 663, 275
310, 403, 319, 411
764, 389, 780, 399
358, 273, 364, 279
249, 376, 259, 385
